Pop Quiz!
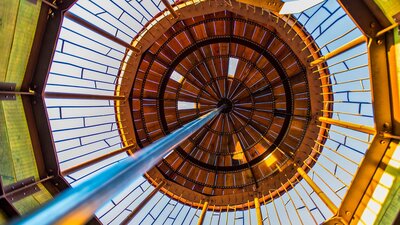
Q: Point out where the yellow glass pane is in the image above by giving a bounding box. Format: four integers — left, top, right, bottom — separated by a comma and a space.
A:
13, 184, 53, 215
0, 0, 19, 82
0, 97, 39, 185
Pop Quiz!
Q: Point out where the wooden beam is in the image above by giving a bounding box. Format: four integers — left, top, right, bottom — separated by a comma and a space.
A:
197, 201, 209, 225
254, 197, 263, 225
160, 0, 179, 18
120, 181, 165, 225
297, 167, 338, 214
64, 12, 140, 53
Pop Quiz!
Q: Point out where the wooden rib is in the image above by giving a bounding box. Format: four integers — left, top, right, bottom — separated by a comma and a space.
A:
160, 0, 179, 18
45, 92, 125, 100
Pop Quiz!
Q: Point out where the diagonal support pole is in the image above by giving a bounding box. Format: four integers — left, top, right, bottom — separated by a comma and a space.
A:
11, 106, 224, 225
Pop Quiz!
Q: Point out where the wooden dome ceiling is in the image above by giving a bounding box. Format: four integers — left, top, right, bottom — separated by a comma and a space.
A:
120, 6, 331, 209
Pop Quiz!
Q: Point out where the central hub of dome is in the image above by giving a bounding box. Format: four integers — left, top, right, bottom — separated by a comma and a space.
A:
217, 98, 233, 113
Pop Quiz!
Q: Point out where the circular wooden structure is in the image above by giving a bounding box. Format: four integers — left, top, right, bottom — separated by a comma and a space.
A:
118, 2, 331, 209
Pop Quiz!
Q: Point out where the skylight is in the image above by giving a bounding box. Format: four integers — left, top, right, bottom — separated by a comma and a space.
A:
279, 0, 325, 14
170, 70, 184, 82
228, 57, 239, 77
177, 101, 196, 110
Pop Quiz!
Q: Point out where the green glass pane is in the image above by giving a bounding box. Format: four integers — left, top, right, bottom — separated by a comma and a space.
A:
0, 97, 39, 185
0, 0, 19, 82
0, 0, 42, 89
374, 0, 400, 24
13, 184, 53, 215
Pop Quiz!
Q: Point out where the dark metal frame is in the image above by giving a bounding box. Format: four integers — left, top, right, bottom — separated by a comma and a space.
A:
0, 179, 19, 218
6, 0, 100, 224
22, 0, 71, 192
327, 0, 397, 224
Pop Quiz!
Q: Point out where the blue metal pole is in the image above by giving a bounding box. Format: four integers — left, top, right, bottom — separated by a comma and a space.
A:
10, 106, 224, 225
